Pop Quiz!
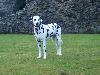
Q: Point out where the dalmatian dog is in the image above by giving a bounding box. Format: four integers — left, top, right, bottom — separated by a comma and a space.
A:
32, 16, 62, 60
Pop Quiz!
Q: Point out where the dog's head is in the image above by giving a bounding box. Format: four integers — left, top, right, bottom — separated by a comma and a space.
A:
32, 16, 42, 27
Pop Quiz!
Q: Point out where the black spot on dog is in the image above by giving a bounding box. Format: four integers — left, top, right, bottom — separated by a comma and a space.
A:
39, 32, 41, 34
56, 33, 59, 36
39, 26, 41, 30
45, 50, 46, 52
57, 25, 60, 29
37, 40, 41, 42
47, 29, 49, 32
43, 28, 44, 33
57, 30, 58, 32
39, 45, 41, 47
46, 29, 49, 38
50, 32, 53, 37
35, 28, 38, 35
48, 26, 50, 28
41, 25, 43, 29
52, 26, 54, 30
40, 25, 44, 33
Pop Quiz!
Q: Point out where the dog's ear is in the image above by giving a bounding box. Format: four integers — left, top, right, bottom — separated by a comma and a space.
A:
40, 19, 43, 22
40, 19, 43, 24
29, 16, 33, 22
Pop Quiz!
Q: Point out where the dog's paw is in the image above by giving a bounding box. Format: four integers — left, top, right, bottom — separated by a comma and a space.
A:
37, 56, 41, 59
59, 54, 62, 56
56, 53, 62, 56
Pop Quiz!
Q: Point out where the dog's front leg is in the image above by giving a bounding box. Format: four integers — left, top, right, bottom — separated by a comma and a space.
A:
43, 40, 46, 60
37, 40, 41, 59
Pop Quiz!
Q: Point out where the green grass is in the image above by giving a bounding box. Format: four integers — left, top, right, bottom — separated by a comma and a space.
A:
0, 34, 100, 75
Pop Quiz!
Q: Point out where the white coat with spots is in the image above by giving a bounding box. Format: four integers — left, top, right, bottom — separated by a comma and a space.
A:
32, 16, 62, 59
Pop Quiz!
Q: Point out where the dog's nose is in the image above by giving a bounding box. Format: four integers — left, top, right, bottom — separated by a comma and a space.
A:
36, 23, 38, 26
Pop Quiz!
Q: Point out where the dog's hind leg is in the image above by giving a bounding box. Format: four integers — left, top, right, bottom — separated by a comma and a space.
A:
53, 37, 59, 55
57, 37, 62, 56
56, 27, 62, 56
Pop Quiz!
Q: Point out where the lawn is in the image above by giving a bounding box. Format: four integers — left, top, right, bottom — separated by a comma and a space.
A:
0, 34, 100, 75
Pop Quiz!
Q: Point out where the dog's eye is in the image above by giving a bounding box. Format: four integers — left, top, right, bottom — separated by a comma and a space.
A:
34, 19, 36, 21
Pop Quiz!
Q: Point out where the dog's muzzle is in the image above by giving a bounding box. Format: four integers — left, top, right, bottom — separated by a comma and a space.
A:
36, 23, 38, 26
35, 23, 39, 27
35, 23, 40, 27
